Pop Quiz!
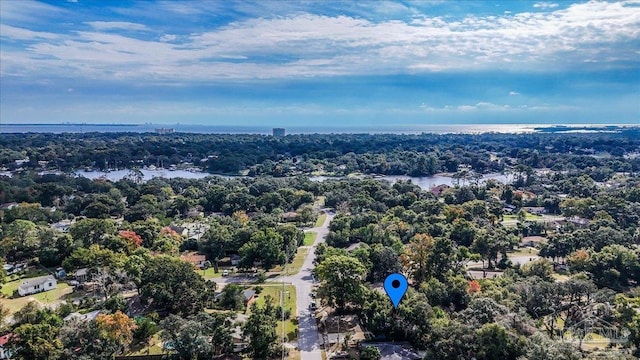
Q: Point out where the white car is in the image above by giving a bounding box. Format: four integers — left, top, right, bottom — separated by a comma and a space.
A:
222, 270, 229, 276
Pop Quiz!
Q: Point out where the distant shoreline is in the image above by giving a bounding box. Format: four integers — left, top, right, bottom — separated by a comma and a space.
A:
1, 123, 638, 135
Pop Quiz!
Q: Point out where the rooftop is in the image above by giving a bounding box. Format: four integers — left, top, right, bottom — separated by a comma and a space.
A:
242, 290, 256, 301
19, 275, 55, 289
0, 333, 12, 347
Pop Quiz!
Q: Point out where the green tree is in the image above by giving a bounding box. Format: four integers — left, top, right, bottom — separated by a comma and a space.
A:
137, 256, 211, 315
129, 218, 163, 248
1, 219, 39, 260
243, 295, 279, 360
476, 323, 524, 360
159, 312, 235, 359
585, 244, 639, 289
521, 258, 554, 282
316, 255, 367, 310
10, 323, 62, 360
369, 244, 401, 282
218, 283, 245, 311
160, 314, 213, 360
62, 245, 126, 271
69, 218, 116, 247
239, 228, 285, 270
360, 345, 382, 360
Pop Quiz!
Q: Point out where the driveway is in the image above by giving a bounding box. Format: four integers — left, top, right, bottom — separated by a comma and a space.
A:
279, 213, 334, 360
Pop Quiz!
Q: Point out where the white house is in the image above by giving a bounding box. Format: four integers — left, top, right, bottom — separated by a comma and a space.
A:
17, 275, 57, 297
63, 310, 102, 322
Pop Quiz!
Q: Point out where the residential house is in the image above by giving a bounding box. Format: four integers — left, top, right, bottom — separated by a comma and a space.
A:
185, 208, 204, 219
346, 242, 364, 252
180, 253, 207, 269
14, 158, 29, 166
521, 236, 548, 248
169, 225, 188, 237
430, 184, 450, 197
503, 204, 517, 214
230, 254, 240, 266
567, 216, 590, 228
63, 310, 102, 322
514, 190, 537, 201
231, 314, 249, 353
282, 212, 298, 222
524, 207, 547, 215
51, 220, 73, 232
0, 333, 13, 360
359, 342, 424, 360
0, 203, 18, 211
242, 289, 256, 305
74, 268, 89, 283
17, 275, 57, 297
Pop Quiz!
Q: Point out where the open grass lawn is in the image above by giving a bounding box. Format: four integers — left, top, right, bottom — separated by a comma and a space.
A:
303, 232, 317, 246
507, 247, 540, 257
249, 284, 297, 341
199, 267, 224, 280
126, 332, 165, 356
315, 214, 327, 227
1, 279, 20, 298
314, 196, 326, 207
1, 279, 72, 314
271, 248, 309, 275
551, 273, 570, 282
503, 213, 544, 221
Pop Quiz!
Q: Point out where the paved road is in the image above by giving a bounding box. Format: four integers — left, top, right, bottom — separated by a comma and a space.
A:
280, 213, 334, 360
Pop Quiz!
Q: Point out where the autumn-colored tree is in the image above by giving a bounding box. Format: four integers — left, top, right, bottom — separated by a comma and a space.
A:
96, 310, 137, 353
567, 248, 590, 271
401, 233, 434, 286
160, 226, 182, 239
233, 210, 250, 226
118, 230, 143, 248
154, 227, 183, 255
467, 280, 481, 294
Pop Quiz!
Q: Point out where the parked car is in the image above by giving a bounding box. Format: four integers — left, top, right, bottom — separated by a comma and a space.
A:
222, 270, 229, 276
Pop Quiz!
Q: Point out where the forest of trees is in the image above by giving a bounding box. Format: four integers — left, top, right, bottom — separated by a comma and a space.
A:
0, 130, 638, 359
1, 130, 639, 176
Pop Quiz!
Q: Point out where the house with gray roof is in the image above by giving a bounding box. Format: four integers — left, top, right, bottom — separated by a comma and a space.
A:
17, 275, 57, 297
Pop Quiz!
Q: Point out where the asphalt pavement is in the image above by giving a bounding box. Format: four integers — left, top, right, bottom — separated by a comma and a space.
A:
279, 213, 334, 360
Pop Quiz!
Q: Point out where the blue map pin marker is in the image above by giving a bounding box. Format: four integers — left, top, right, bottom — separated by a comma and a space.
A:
384, 273, 408, 309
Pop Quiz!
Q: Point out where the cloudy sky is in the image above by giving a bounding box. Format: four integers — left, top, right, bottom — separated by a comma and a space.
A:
1, 0, 639, 126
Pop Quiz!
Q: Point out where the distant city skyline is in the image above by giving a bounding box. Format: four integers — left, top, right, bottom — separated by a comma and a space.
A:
1, 1, 639, 125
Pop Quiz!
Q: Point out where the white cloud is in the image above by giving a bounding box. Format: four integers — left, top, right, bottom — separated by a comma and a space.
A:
421, 102, 578, 113
1, 1, 639, 81
0, 24, 59, 40
534, 2, 559, 9
509, 91, 520, 96
159, 34, 177, 42
85, 21, 149, 31
0, 1, 67, 24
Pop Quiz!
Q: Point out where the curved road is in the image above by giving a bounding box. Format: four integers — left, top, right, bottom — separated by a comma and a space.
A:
280, 213, 334, 360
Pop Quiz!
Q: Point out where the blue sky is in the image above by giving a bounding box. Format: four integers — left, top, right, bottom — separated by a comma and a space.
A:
1, 0, 639, 126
